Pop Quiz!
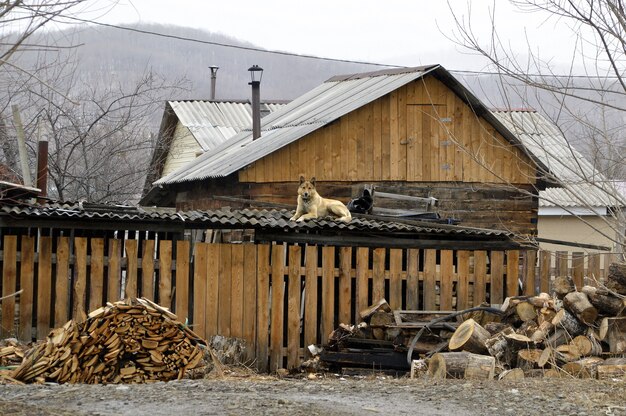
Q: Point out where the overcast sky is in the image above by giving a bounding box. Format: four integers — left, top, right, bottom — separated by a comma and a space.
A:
76, 0, 578, 72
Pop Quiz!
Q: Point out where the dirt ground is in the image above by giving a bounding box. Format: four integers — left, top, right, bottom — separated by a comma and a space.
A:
1, 373, 625, 416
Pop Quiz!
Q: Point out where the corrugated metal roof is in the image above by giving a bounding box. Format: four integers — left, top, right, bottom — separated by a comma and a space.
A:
493, 110, 626, 208
168, 100, 286, 152
0, 201, 512, 237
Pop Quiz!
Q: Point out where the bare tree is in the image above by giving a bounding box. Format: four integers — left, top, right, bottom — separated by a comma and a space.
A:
448, 0, 626, 252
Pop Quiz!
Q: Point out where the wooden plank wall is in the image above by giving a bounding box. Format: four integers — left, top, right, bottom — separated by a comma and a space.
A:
239, 76, 536, 186
0, 235, 620, 372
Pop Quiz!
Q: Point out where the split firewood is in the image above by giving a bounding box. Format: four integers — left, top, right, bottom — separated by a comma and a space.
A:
515, 302, 538, 322
599, 317, 626, 353
448, 318, 490, 354
530, 320, 554, 343
427, 351, 495, 380
484, 322, 510, 335
369, 311, 394, 340
562, 356, 604, 378
596, 362, 626, 380
570, 335, 603, 357
606, 263, 626, 295
554, 344, 581, 362
11, 297, 207, 384
551, 308, 586, 338
359, 298, 391, 320
553, 276, 575, 298
544, 329, 570, 348
498, 368, 524, 380
527, 293, 555, 309
516, 349, 543, 371
563, 291, 598, 325
537, 346, 575, 368
581, 285, 625, 316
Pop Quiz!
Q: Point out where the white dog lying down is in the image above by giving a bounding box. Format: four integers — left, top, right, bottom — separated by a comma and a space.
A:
289, 176, 352, 223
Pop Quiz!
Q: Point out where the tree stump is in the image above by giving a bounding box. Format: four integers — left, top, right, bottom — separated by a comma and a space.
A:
448, 318, 490, 354
427, 352, 495, 380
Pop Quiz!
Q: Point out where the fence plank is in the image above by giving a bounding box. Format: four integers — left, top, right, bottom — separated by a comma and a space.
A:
572, 252, 584, 289
270, 244, 286, 372
72, 237, 87, 324
372, 248, 386, 304
287, 245, 302, 369
587, 253, 601, 285
539, 251, 551, 294
1, 236, 17, 338
218, 244, 232, 337
439, 250, 453, 310
230, 244, 244, 339
89, 238, 105, 312
490, 251, 504, 305
175, 241, 190, 320
389, 248, 403, 310
304, 245, 319, 353
37, 237, 53, 338
506, 250, 520, 298
193, 243, 209, 339
473, 251, 487, 305
338, 246, 352, 324
19, 236, 34, 341
321, 246, 335, 346
242, 243, 257, 362
141, 240, 155, 300
424, 249, 437, 310
256, 244, 271, 372
158, 240, 172, 308
107, 239, 121, 302
456, 250, 470, 310
124, 239, 138, 299
355, 247, 369, 321
406, 249, 419, 310
54, 237, 70, 327
524, 250, 537, 296
205, 243, 219, 338
556, 251, 568, 278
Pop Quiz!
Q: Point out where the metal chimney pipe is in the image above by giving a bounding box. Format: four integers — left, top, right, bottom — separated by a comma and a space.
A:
248, 65, 263, 140
36, 137, 48, 203
209, 65, 219, 100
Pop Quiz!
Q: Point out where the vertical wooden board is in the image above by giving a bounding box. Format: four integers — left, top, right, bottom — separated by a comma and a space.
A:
1, 236, 17, 338
124, 239, 138, 299
338, 246, 352, 325
421, 106, 432, 181
289, 140, 299, 181
242, 244, 257, 362
270, 244, 285, 372
355, 247, 369, 322
424, 249, 437, 310
303, 245, 318, 353
406, 249, 419, 310
347, 114, 358, 180
587, 253, 601, 284
431, 106, 443, 181
490, 251, 504, 305
506, 250, 520, 298
339, 118, 349, 180
175, 241, 190, 320
539, 251, 551, 294
572, 252, 584, 289
396, 86, 407, 180
321, 246, 335, 346
389, 249, 403, 310
230, 244, 244, 339
456, 250, 470, 310
439, 250, 453, 311
141, 240, 155, 300
89, 238, 105, 312
473, 251, 487, 306
287, 245, 302, 369
372, 248, 386, 304
556, 251, 568, 278
601, 253, 617, 282
218, 244, 232, 337
524, 250, 537, 296
72, 237, 87, 325
389, 91, 400, 179
206, 243, 221, 337
372, 98, 383, 180
406, 106, 416, 180
256, 244, 271, 372
36, 237, 53, 338
158, 240, 173, 309
19, 236, 35, 341
381, 95, 391, 180
363, 109, 374, 180
107, 239, 121, 302
193, 242, 208, 339
356, 109, 366, 178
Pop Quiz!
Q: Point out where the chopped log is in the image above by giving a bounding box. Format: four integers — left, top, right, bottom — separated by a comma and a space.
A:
448, 319, 490, 354
537, 307, 557, 325
581, 285, 625, 316
516, 302, 538, 322
538, 346, 576, 367
562, 357, 604, 378
427, 352, 495, 380
517, 349, 543, 371
564, 292, 598, 325
570, 335, 603, 357
598, 317, 626, 353
531, 320, 554, 343
369, 311, 394, 340
360, 298, 391, 320
608, 263, 626, 286
596, 364, 626, 380
551, 308, 586, 337
410, 359, 428, 379
498, 368, 525, 380
555, 344, 581, 362
523, 369, 547, 378
553, 276, 574, 298
484, 322, 510, 335
543, 368, 564, 378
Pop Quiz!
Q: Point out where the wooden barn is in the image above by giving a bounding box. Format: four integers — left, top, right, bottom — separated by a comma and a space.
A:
141, 65, 555, 236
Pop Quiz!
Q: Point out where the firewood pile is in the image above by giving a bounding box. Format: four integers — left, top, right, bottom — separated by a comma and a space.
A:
10, 297, 207, 384
313, 263, 626, 380
1, 338, 27, 368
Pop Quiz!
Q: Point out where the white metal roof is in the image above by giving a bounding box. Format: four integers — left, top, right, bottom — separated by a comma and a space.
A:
493, 110, 625, 209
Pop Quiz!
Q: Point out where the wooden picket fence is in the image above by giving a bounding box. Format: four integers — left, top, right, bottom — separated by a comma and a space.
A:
0, 234, 619, 372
